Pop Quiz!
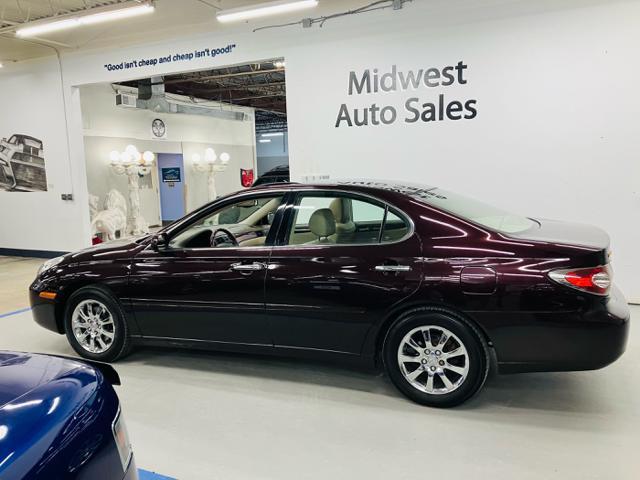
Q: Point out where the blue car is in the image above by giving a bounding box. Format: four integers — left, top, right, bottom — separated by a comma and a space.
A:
0, 351, 137, 480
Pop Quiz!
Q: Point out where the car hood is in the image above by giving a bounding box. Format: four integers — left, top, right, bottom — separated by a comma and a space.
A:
66, 235, 149, 263
0, 351, 87, 408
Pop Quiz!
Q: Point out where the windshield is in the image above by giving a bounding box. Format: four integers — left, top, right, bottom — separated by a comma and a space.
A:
406, 186, 537, 234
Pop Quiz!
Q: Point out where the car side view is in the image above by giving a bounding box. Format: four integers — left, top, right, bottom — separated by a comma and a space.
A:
29, 181, 630, 407
0, 351, 136, 480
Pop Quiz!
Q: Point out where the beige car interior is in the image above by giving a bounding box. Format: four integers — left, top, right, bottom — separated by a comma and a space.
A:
237, 197, 282, 247
171, 194, 408, 249
169, 196, 282, 249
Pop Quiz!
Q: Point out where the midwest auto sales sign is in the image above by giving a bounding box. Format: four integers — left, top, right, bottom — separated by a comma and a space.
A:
335, 61, 478, 128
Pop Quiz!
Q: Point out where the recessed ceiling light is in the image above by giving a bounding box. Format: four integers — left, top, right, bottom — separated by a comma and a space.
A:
15, 1, 154, 37
262, 132, 284, 137
259, 139, 272, 143
217, 0, 318, 23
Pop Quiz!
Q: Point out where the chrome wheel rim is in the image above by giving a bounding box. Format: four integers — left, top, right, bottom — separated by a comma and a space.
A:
397, 325, 470, 395
71, 299, 115, 354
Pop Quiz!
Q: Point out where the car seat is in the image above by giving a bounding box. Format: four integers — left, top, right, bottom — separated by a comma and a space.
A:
307, 208, 336, 244
329, 197, 356, 243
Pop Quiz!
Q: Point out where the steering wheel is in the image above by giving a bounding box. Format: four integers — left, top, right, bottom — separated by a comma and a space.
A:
210, 228, 239, 248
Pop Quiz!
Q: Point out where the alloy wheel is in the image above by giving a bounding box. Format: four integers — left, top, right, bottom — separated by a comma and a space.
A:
71, 299, 116, 354
397, 325, 470, 395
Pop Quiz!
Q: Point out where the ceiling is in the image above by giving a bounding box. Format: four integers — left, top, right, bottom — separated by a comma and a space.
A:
0, 0, 615, 64
0, 0, 354, 63
118, 58, 288, 133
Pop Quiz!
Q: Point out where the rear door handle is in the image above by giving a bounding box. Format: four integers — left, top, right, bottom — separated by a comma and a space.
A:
231, 262, 265, 272
375, 265, 412, 272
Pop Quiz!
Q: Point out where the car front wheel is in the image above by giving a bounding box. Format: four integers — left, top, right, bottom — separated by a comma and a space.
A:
383, 308, 489, 407
64, 286, 132, 362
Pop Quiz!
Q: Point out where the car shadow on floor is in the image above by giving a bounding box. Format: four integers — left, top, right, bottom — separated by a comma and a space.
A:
118, 346, 616, 420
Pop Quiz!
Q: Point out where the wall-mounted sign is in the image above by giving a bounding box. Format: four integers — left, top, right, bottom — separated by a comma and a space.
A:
103, 43, 237, 72
151, 118, 167, 139
161, 167, 181, 183
240, 168, 254, 188
335, 61, 478, 128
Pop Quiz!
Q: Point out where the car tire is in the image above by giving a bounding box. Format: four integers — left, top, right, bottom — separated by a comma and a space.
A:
383, 307, 490, 407
64, 286, 132, 363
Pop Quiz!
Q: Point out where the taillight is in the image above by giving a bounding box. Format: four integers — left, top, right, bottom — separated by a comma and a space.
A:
112, 408, 133, 471
548, 265, 612, 296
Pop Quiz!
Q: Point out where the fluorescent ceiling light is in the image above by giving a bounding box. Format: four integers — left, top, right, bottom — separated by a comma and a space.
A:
217, 0, 318, 23
259, 139, 272, 143
16, 1, 154, 37
261, 132, 284, 137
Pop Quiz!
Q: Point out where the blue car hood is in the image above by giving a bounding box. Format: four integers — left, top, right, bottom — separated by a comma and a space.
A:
0, 351, 116, 479
0, 352, 84, 408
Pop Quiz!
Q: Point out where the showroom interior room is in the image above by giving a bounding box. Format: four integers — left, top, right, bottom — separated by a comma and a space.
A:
0, 1, 638, 479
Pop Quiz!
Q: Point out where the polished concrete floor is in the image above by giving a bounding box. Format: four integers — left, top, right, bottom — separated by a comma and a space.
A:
0, 256, 43, 311
0, 257, 638, 479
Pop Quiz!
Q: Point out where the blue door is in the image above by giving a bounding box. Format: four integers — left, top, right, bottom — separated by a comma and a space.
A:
157, 153, 185, 223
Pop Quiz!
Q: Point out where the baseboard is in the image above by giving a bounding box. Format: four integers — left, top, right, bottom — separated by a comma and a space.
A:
0, 248, 67, 259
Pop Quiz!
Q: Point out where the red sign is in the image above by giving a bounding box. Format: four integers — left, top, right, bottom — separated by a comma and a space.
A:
240, 168, 254, 188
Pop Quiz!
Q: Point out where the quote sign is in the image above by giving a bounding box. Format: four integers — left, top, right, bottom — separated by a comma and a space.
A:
335, 61, 478, 128
103, 44, 237, 72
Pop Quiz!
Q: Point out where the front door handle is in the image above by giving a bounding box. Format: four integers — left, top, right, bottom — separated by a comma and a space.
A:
375, 265, 412, 272
231, 262, 265, 272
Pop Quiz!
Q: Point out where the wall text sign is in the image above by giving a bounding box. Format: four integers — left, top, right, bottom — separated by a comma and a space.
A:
335, 61, 478, 128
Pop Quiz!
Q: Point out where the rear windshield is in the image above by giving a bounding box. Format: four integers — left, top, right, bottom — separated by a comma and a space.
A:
406, 186, 537, 234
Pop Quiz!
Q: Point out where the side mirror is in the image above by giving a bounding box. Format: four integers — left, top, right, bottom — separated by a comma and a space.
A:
151, 233, 169, 252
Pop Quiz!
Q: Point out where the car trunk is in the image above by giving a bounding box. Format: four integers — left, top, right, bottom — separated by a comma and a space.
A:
0, 352, 76, 408
508, 218, 610, 266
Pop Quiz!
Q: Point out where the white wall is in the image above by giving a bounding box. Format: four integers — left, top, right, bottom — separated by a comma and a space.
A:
0, 57, 86, 252
0, 0, 638, 300
80, 83, 256, 230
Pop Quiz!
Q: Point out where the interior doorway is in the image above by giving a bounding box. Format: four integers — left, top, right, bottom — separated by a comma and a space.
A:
157, 153, 186, 224
79, 57, 288, 244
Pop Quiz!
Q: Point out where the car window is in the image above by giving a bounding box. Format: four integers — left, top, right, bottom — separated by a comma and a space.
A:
394, 184, 536, 234
287, 194, 408, 246
382, 210, 410, 242
169, 195, 283, 249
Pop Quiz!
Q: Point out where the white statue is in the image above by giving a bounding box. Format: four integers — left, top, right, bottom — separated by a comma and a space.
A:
125, 170, 149, 235
192, 149, 231, 201
88, 194, 100, 221
104, 188, 128, 215
91, 189, 127, 241
109, 146, 154, 235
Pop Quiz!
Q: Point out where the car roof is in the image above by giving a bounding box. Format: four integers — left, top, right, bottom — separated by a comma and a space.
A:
262, 165, 289, 175
248, 179, 436, 195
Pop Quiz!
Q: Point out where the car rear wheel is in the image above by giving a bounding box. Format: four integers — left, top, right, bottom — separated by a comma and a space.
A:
64, 286, 132, 362
383, 307, 489, 407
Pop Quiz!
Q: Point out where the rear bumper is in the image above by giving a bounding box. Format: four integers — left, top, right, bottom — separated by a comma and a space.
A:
29, 286, 63, 334
495, 285, 630, 374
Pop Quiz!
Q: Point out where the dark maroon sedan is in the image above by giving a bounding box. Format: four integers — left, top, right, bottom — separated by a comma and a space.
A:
30, 181, 630, 407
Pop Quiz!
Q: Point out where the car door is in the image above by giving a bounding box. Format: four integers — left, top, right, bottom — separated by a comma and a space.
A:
128, 192, 285, 346
265, 190, 422, 355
